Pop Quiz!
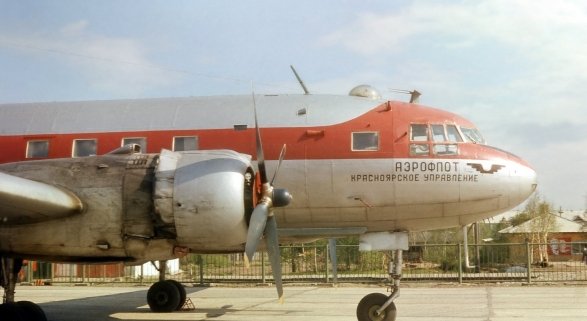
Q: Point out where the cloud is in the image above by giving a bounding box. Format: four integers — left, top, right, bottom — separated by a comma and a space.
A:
505, 121, 587, 148
323, 1, 587, 57
322, 1, 587, 86
521, 136, 587, 209
0, 20, 182, 97
322, 0, 587, 121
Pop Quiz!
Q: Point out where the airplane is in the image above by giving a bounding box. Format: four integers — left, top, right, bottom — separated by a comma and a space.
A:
0, 83, 537, 321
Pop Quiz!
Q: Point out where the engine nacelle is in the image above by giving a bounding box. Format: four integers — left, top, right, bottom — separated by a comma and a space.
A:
154, 149, 254, 252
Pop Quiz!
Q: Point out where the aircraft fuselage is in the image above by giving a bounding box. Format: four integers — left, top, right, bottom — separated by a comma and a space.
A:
0, 93, 537, 261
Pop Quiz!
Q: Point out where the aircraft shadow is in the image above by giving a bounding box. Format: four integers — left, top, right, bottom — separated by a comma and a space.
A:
38, 286, 206, 321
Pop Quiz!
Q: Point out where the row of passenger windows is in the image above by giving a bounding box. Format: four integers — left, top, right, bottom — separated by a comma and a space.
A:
29, 134, 376, 157
25, 136, 199, 159
25, 125, 480, 158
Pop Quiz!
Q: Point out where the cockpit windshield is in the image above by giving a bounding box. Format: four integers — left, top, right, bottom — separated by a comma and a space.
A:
460, 127, 486, 144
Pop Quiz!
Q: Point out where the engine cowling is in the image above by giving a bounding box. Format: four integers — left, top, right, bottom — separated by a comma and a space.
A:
154, 149, 254, 252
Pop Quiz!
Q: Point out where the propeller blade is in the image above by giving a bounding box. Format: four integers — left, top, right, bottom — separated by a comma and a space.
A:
270, 144, 287, 185
252, 93, 268, 184
265, 215, 283, 303
244, 202, 269, 266
246, 89, 288, 302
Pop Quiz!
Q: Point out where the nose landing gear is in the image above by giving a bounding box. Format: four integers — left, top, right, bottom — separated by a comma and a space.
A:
356, 249, 402, 321
356, 232, 407, 321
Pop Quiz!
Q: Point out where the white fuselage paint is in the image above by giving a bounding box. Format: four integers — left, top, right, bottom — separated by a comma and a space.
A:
270, 157, 536, 232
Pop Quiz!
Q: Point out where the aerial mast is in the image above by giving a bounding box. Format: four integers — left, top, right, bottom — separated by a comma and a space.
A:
290, 65, 310, 95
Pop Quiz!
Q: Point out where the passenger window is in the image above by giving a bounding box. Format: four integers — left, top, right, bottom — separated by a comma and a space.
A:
173, 136, 198, 151
73, 139, 97, 157
26, 140, 49, 158
431, 125, 446, 142
352, 132, 379, 151
410, 124, 428, 141
446, 125, 464, 142
122, 137, 146, 152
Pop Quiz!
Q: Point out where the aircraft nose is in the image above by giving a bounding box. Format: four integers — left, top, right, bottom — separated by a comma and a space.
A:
526, 167, 538, 195
513, 158, 538, 201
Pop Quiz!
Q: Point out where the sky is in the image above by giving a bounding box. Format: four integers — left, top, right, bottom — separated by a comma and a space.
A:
1, 0, 586, 210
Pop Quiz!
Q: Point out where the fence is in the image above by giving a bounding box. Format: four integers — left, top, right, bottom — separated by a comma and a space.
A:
19, 242, 587, 285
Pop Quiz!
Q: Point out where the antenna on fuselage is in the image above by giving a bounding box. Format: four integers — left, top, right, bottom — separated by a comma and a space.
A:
290, 65, 310, 95
389, 88, 421, 104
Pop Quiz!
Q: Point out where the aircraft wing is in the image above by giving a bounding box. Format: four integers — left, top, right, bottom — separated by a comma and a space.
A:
278, 227, 368, 238
0, 172, 83, 225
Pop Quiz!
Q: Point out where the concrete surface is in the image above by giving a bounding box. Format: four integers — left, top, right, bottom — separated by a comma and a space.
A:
13, 284, 587, 321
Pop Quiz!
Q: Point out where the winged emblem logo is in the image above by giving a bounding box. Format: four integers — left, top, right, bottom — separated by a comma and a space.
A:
466, 163, 505, 174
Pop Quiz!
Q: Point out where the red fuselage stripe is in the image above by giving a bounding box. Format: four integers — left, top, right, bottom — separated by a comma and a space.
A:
0, 103, 513, 164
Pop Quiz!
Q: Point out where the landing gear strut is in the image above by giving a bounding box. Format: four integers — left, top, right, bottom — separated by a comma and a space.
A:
356, 231, 408, 321
0, 257, 47, 321
146, 260, 187, 312
357, 249, 402, 321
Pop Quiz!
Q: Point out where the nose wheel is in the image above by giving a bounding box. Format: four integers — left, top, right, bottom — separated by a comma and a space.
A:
356, 249, 402, 321
357, 293, 396, 321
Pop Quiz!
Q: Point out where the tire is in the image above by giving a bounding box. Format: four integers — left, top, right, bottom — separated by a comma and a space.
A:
356, 293, 397, 321
165, 279, 187, 310
147, 280, 181, 312
16, 301, 47, 321
0, 302, 24, 321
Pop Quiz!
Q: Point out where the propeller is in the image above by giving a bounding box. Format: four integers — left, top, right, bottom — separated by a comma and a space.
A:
244, 92, 292, 303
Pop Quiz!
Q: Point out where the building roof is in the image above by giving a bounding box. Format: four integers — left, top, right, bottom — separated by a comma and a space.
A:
499, 214, 586, 234
561, 210, 587, 222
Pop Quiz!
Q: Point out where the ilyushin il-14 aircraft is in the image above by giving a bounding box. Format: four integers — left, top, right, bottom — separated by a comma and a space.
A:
0, 78, 537, 321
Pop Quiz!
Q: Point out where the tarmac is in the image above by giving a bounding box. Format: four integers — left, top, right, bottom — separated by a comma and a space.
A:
13, 283, 587, 321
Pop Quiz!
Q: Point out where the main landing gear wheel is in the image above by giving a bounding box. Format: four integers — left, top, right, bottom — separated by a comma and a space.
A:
147, 280, 181, 312
16, 301, 47, 321
0, 302, 23, 321
165, 279, 187, 310
0, 301, 47, 321
356, 293, 397, 321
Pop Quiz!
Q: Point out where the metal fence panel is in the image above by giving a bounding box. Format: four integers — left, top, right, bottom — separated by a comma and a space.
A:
18, 242, 587, 285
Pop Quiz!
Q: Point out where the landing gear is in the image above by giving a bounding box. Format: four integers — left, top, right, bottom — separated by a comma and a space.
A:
147, 280, 181, 312
166, 279, 187, 310
0, 257, 47, 321
146, 260, 187, 312
357, 249, 403, 321
357, 293, 396, 321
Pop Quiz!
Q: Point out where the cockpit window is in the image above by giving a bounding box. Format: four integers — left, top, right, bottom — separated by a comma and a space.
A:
410, 124, 462, 156
446, 125, 463, 142
431, 125, 446, 142
410, 124, 428, 141
410, 124, 429, 156
460, 127, 485, 144
431, 124, 458, 155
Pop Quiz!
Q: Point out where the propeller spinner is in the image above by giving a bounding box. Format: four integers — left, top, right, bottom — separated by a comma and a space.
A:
244, 94, 292, 302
